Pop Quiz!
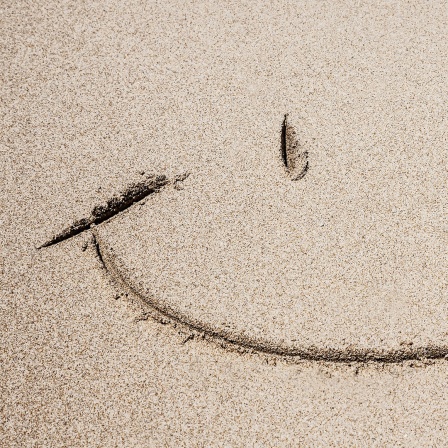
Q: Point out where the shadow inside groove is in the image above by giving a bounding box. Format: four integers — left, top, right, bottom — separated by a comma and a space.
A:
281, 114, 288, 169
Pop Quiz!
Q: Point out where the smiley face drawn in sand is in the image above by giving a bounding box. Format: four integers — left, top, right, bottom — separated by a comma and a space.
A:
39, 113, 448, 363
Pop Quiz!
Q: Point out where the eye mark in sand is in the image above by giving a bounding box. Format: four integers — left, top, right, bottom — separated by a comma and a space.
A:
281, 114, 309, 180
37, 173, 174, 249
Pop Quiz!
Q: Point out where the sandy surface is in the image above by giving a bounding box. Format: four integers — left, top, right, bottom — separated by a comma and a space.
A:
2, 0, 448, 445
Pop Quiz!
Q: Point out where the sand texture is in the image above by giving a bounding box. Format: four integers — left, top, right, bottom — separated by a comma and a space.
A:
2, 0, 448, 446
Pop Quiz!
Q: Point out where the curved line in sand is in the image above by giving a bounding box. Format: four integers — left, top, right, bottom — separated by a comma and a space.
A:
92, 238, 448, 364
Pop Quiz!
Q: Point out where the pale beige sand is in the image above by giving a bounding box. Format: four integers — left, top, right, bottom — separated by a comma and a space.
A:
2, 0, 448, 445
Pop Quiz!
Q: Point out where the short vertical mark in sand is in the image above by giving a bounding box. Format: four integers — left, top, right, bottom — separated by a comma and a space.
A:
281, 114, 309, 180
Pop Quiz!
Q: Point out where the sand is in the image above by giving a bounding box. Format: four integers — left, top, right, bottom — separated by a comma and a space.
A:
2, 0, 448, 445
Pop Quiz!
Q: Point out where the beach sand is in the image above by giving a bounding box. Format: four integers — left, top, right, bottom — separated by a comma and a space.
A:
2, 0, 448, 445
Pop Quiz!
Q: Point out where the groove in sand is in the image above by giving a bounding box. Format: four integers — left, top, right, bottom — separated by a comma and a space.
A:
92, 231, 448, 364
281, 114, 309, 181
37, 173, 170, 249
